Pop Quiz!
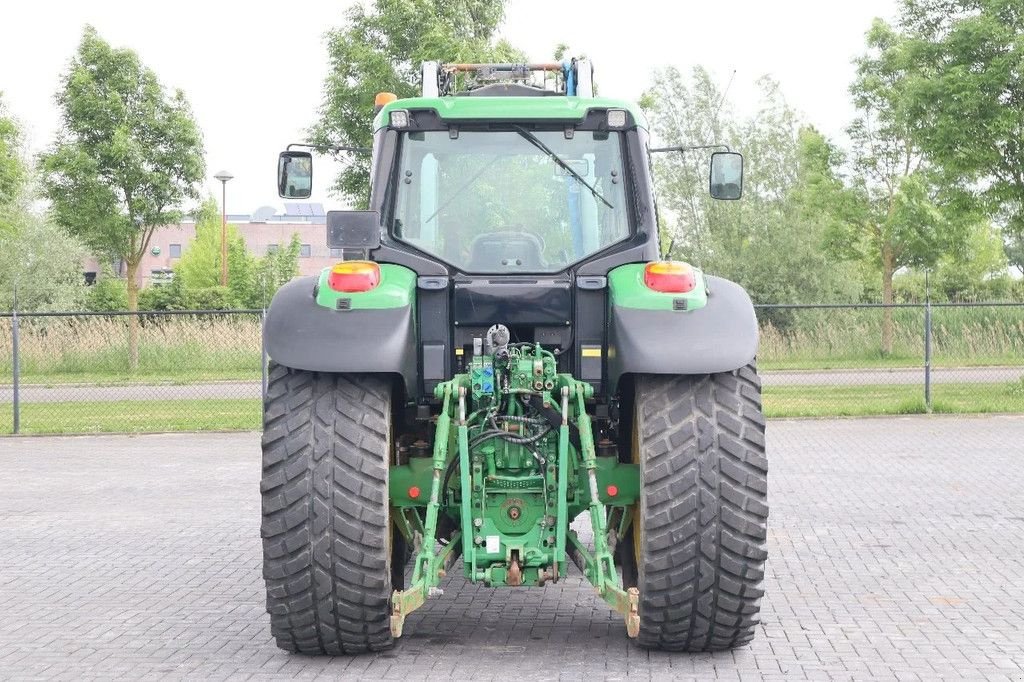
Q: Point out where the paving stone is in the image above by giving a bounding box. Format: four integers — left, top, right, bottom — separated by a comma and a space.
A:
0, 415, 1022, 679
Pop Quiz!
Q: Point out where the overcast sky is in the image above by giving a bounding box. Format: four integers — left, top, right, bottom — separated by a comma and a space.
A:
1, 0, 897, 214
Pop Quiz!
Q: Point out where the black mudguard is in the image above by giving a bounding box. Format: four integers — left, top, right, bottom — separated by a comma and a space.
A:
263, 276, 418, 397
607, 275, 758, 391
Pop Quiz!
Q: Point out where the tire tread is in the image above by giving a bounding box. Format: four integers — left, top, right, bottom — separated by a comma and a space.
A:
260, 363, 393, 655
634, 365, 768, 651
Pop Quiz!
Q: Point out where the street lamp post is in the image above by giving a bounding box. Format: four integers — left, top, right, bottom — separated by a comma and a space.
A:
214, 170, 234, 287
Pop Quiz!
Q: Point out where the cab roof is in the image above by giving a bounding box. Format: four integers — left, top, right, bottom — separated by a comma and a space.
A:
373, 96, 649, 131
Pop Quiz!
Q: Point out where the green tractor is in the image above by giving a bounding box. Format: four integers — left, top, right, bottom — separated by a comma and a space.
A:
261, 60, 767, 655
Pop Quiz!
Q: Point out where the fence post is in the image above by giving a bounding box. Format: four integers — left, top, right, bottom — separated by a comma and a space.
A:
924, 274, 932, 413
11, 287, 20, 435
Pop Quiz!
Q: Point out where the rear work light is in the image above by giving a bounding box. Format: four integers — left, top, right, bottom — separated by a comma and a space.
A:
607, 109, 628, 128
327, 261, 380, 293
644, 261, 697, 293
389, 109, 410, 128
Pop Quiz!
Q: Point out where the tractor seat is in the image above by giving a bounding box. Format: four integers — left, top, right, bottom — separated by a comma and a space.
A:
467, 231, 545, 271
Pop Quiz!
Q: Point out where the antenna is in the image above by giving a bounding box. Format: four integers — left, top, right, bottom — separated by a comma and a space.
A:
714, 68, 737, 123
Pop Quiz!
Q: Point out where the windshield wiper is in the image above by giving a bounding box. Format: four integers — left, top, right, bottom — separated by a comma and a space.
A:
512, 125, 613, 209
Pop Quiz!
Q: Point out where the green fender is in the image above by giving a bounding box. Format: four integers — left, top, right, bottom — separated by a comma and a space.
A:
263, 264, 419, 397
606, 264, 759, 392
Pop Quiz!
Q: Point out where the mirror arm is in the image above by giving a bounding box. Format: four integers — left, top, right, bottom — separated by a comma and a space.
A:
286, 142, 372, 155
649, 143, 732, 154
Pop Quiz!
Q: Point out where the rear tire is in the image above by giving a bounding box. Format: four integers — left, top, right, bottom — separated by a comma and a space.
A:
624, 366, 768, 651
260, 364, 395, 655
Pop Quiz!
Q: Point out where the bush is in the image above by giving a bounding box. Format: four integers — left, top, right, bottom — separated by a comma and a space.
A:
89, 276, 235, 313
138, 278, 188, 310
183, 286, 233, 310
85, 276, 128, 311
892, 271, 925, 303
1010, 278, 1024, 302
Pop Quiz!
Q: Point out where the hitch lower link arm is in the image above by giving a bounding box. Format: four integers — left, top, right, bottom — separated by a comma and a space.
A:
565, 382, 640, 638
390, 383, 462, 637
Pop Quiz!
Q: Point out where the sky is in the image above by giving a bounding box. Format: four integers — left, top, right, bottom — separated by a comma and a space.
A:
1, 0, 898, 214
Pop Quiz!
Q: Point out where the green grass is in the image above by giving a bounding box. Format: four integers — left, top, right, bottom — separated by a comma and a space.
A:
759, 305, 1024, 369
8, 370, 260, 387
4, 359, 1018, 385
0, 381, 1020, 434
0, 315, 262, 386
0, 398, 260, 434
764, 381, 1024, 418
759, 355, 1022, 371
0, 306, 1021, 384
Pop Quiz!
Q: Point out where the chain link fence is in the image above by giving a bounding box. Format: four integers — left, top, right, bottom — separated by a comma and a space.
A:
0, 310, 265, 434
1, 303, 1022, 434
757, 302, 1024, 417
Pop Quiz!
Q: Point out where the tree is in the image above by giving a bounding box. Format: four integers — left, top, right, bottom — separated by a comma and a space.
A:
0, 98, 86, 311
310, 0, 523, 206
175, 198, 301, 308
40, 26, 205, 366
933, 221, 1010, 300
0, 93, 26, 213
176, 198, 256, 306
823, 20, 968, 353
897, 0, 1024, 273
252, 233, 301, 308
0, 208, 87, 312
641, 67, 861, 317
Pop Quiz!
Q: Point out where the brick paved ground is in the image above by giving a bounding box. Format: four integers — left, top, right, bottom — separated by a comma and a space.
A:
0, 415, 1022, 680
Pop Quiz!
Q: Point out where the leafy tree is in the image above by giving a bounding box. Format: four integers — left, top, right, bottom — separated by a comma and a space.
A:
0, 207, 87, 312
40, 26, 205, 365
897, 0, 1024, 272
0, 98, 87, 311
175, 198, 256, 306
933, 221, 1010, 300
0, 93, 26, 213
175, 198, 300, 308
252, 233, 301, 308
888, 220, 1011, 302
311, 0, 523, 206
641, 67, 861, 321
640, 66, 731, 263
819, 20, 969, 353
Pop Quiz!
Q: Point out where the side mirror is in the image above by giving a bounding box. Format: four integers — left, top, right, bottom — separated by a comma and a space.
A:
709, 151, 743, 200
278, 151, 313, 199
327, 210, 381, 250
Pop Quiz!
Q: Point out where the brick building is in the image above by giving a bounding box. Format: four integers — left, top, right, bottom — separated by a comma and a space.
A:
84, 203, 338, 287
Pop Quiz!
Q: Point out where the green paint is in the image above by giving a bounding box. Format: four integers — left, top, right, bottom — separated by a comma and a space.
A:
374, 96, 648, 131
390, 457, 638, 509
389, 381, 455, 637
314, 263, 416, 310
386, 344, 641, 637
608, 262, 709, 311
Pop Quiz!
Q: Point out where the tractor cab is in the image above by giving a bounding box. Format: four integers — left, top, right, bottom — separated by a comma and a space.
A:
274, 60, 746, 399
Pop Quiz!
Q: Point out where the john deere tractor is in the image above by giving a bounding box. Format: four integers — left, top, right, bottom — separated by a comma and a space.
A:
261, 60, 767, 655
